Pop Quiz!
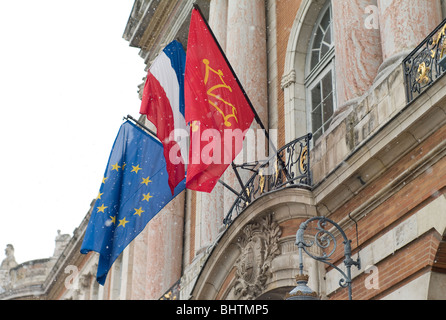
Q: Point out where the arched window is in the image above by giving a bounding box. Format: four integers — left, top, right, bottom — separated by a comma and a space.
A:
305, 2, 336, 143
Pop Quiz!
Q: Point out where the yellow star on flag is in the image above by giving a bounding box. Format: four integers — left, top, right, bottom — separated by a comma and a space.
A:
97, 192, 104, 200
141, 176, 152, 186
133, 207, 144, 217
102, 176, 108, 184
109, 216, 116, 225
142, 193, 153, 202
97, 204, 108, 213
112, 162, 121, 171
131, 164, 142, 174
118, 217, 129, 228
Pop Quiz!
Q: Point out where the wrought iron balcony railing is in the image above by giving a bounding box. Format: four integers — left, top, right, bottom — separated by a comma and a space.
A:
403, 18, 446, 103
223, 133, 312, 227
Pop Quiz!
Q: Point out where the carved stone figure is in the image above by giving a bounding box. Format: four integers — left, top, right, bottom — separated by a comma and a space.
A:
0, 244, 18, 270
53, 230, 71, 257
233, 214, 282, 299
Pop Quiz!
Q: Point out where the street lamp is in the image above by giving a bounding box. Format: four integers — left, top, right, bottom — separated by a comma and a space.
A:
286, 216, 361, 300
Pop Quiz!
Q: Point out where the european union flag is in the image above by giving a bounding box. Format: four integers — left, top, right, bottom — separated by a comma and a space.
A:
80, 120, 186, 285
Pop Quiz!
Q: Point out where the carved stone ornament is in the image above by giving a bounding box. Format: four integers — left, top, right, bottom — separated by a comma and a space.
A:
280, 70, 296, 89
233, 214, 282, 300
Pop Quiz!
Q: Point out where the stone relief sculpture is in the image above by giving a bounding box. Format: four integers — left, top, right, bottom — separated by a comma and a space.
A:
233, 214, 282, 300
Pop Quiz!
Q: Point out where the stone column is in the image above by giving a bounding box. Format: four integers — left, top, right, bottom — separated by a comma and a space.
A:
332, 0, 383, 109
196, 0, 228, 252
125, 230, 147, 299
224, 0, 268, 212
377, 0, 442, 72
144, 193, 185, 299
226, 0, 268, 125
209, 0, 228, 52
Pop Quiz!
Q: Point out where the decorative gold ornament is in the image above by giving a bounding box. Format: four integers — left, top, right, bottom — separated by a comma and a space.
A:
300, 146, 308, 173
416, 62, 430, 85
259, 169, 265, 194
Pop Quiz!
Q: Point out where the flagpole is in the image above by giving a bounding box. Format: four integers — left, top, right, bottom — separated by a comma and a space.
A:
218, 179, 246, 199
192, 4, 277, 154
124, 114, 158, 139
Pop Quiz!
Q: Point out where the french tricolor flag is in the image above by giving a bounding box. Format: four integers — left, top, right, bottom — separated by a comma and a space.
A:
140, 40, 188, 194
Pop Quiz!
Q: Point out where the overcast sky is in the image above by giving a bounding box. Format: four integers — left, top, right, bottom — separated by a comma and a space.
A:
0, 1, 146, 264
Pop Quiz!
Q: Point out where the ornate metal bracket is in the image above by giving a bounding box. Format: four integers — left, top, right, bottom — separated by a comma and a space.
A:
295, 216, 360, 300
223, 133, 312, 227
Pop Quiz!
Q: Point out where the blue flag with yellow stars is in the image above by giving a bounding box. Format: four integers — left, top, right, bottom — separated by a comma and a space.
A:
80, 120, 186, 285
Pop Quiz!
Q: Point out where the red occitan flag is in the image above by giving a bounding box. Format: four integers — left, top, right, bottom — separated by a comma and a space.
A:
184, 7, 255, 193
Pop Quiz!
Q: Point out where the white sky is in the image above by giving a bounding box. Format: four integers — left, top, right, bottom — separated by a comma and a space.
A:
0, 1, 146, 264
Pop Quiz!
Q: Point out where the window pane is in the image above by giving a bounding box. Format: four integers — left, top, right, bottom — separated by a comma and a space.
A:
320, 43, 330, 59
322, 71, 332, 99
324, 121, 331, 132
323, 92, 334, 123
320, 9, 331, 32
311, 83, 322, 109
311, 50, 320, 70
311, 105, 322, 133
311, 26, 323, 69
313, 128, 322, 142
324, 25, 332, 46
312, 26, 323, 50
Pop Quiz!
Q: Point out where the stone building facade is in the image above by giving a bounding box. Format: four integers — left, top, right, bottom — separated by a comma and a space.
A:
2, 0, 446, 300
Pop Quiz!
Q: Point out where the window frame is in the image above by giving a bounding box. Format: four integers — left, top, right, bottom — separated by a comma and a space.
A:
306, 59, 336, 142
305, 1, 336, 145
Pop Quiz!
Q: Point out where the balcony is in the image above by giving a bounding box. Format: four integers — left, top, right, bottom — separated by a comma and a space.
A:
223, 133, 313, 226
403, 18, 446, 104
